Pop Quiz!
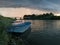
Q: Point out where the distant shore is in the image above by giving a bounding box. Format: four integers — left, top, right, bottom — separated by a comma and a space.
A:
23, 13, 60, 20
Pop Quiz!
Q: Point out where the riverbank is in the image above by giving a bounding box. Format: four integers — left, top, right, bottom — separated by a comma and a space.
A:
0, 15, 15, 45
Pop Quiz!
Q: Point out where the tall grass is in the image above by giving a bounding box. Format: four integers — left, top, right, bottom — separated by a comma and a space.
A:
0, 15, 14, 45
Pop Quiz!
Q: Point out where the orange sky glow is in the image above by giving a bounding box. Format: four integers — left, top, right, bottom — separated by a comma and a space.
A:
0, 7, 60, 18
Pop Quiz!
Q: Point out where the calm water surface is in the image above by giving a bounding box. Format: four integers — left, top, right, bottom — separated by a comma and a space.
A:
25, 20, 60, 45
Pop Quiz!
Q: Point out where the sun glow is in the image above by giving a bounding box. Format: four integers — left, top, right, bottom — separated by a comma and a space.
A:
0, 8, 47, 17
55, 14, 60, 16
0, 7, 60, 18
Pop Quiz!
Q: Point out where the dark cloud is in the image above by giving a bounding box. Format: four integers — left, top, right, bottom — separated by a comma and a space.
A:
0, 0, 60, 12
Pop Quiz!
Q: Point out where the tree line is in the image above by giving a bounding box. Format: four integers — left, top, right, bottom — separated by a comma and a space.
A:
23, 13, 60, 20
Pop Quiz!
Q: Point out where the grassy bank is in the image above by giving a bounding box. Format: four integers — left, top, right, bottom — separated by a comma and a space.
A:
0, 15, 15, 45
0, 15, 27, 45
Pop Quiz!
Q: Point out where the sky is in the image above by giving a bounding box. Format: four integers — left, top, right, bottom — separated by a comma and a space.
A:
0, 0, 60, 17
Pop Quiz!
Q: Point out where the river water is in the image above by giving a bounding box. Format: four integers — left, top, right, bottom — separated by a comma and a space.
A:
24, 20, 60, 45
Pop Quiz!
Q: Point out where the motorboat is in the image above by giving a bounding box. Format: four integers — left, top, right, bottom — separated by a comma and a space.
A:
7, 20, 31, 39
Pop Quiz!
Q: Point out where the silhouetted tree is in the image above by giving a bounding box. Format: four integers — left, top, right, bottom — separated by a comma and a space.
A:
50, 12, 54, 16
14, 17, 17, 20
23, 13, 60, 20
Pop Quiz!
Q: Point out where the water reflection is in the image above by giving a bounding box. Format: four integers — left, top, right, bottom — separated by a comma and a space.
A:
24, 20, 60, 45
